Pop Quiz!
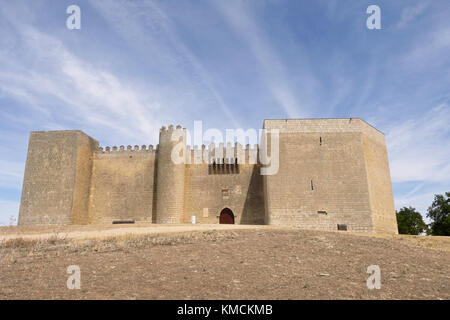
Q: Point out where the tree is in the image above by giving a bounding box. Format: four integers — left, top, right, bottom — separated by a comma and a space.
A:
396, 206, 428, 235
427, 192, 450, 236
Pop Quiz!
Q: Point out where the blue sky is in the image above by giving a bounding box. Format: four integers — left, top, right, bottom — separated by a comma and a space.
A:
0, 0, 449, 225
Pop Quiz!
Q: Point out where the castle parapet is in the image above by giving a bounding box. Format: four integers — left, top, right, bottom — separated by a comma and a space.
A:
185, 142, 259, 165
96, 144, 156, 154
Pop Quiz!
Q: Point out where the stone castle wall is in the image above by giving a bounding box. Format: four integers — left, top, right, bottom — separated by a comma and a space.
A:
18, 118, 398, 234
87, 145, 156, 224
263, 119, 396, 233
184, 163, 264, 225
183, 143, 263, 224
360, 127, 398, 234
19, 131, 98, 225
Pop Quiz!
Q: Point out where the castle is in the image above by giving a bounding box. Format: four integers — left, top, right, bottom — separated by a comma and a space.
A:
18, 118, 398, 234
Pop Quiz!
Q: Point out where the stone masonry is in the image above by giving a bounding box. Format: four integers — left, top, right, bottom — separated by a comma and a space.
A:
18, 119, 398, 234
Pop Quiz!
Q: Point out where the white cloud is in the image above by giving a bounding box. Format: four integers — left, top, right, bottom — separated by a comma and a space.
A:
386, 104, 450, 183
0, 7, 167, 146
89, 0, 241, 128
396, 2, 430, 29
400, 25, 450, 69
213, 0, 311, 118
0, 160, 24, 190
394, 190, 437, 223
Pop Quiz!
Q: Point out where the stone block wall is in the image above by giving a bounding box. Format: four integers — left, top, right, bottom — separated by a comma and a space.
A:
87, 146, 156, 224
18, 130, 98, 225
263, 118, 396, 233
184, 162, 264, 225
360, 126, 398, 234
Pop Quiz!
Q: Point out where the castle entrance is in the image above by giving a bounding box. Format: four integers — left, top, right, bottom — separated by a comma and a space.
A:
219, 208, 234, 224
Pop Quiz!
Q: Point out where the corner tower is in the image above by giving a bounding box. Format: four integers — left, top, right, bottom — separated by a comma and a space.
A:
263, 118, 397, 234
155, 125, 187, 224
18, 130, 98, 225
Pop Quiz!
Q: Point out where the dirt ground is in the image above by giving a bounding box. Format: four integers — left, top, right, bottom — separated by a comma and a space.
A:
0, 226, 449, 299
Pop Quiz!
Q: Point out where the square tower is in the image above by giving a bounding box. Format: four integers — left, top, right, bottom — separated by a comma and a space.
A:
263, 118, 397, 233
18, 130, 98, 225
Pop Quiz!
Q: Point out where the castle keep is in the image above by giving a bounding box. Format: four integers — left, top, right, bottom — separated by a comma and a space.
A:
18, 119, 398, 234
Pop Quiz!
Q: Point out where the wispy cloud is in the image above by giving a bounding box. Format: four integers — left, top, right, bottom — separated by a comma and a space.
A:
394, 191, 437, 222
0, 2, 168, 146
386, 104, 450, 183
396, 2, 430, 29
0, 160, 24, 190
213, 0, 311, 118
400, 26, 450, 72
90, 0, 241, 128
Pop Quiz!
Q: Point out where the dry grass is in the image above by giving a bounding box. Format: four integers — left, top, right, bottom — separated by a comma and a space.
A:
2, 225, 449, 256
346, 232, 450, 252
0, 229, 239, 261
2, 237, 38, 248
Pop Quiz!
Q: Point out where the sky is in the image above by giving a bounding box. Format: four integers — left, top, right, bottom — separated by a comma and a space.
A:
0, 0, 449, 225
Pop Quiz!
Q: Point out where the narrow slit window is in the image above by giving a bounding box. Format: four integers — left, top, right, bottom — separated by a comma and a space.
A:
311, 179, 314, 191
319, 137, 322, 145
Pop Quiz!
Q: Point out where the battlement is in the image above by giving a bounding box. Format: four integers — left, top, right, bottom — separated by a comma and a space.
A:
160, 124, 185, 133
96, 144, 158, 153
95, 140, 260, 164
186, 142, 259, 165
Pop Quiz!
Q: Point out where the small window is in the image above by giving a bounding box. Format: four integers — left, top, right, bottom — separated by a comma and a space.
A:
319, 137, 322, 145
317, 210, 327, 215
337, 224, 347, 231
310, 179, 314, 191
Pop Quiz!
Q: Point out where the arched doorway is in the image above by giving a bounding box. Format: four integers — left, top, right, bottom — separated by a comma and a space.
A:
219, 208, 235, 224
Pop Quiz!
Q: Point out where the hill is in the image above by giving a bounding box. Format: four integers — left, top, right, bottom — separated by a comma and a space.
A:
0, 224, 449, 299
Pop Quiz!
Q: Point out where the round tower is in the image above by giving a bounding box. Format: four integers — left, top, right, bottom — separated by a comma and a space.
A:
155, 125, 186, 224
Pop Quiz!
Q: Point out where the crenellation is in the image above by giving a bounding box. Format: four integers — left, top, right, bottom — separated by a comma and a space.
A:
96, 144, 157, 154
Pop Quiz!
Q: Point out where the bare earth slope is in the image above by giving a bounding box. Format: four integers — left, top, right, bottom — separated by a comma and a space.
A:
0, 225, 449, 299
